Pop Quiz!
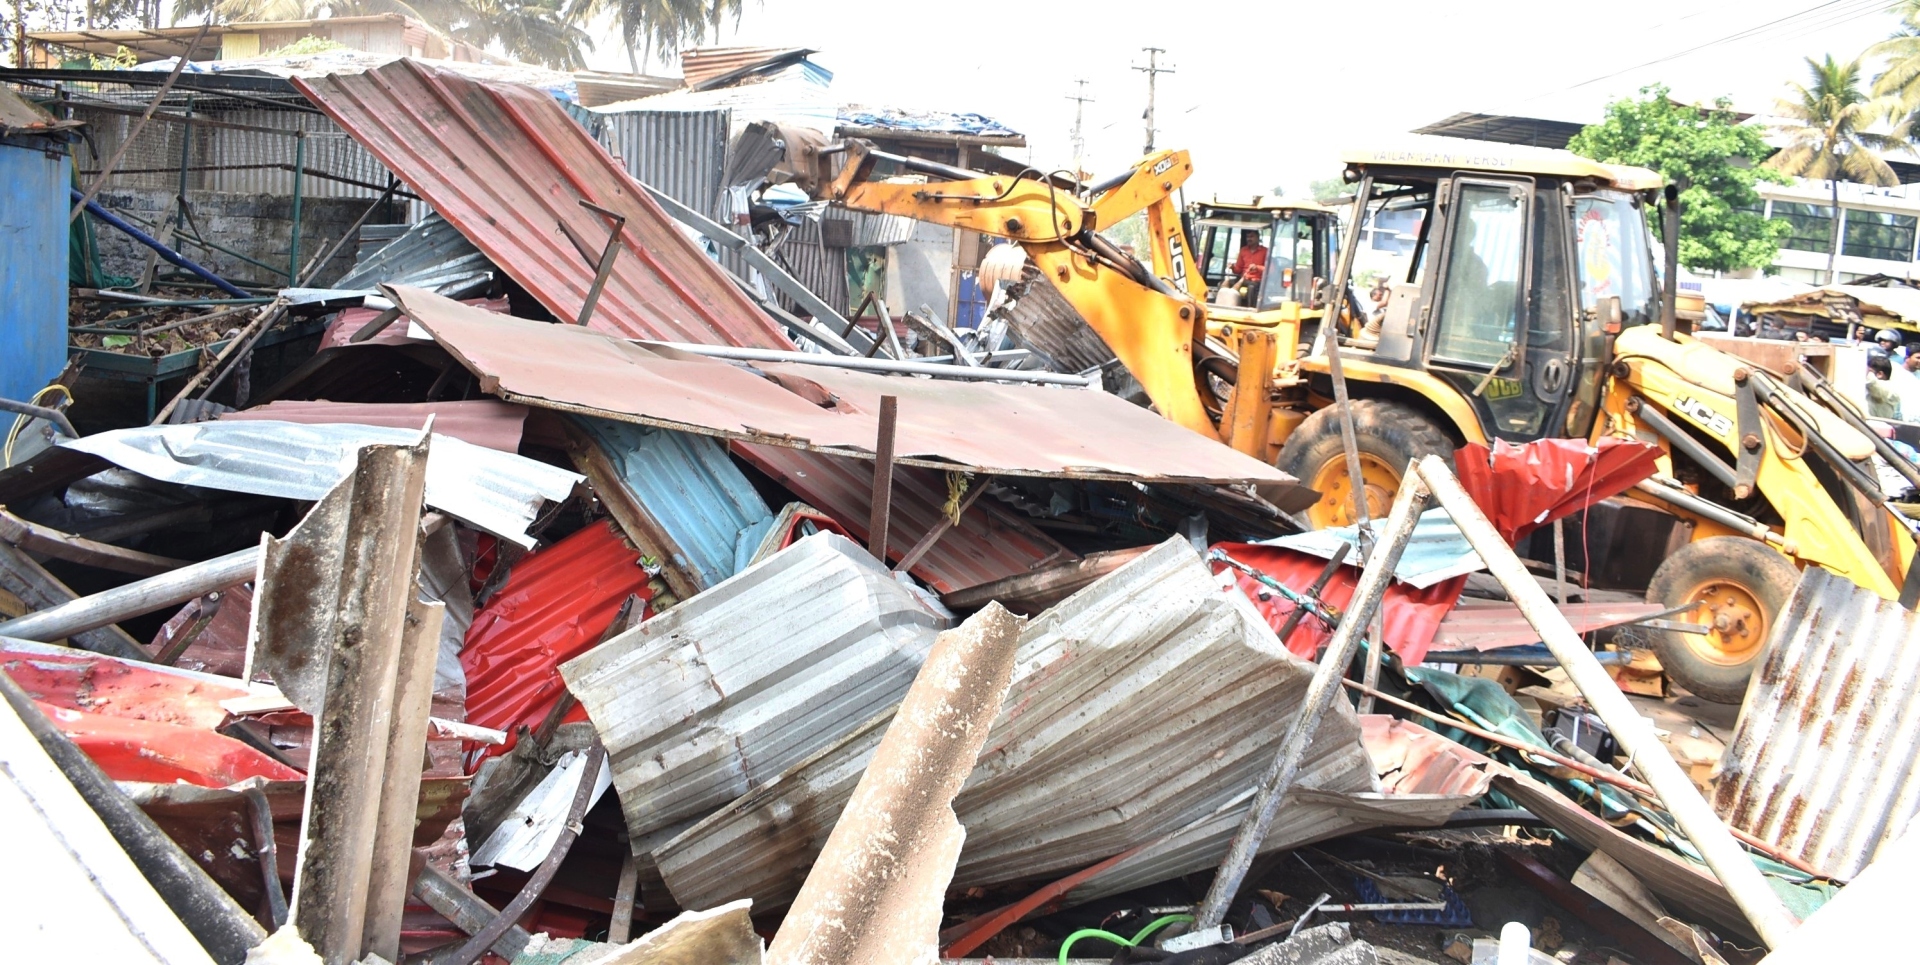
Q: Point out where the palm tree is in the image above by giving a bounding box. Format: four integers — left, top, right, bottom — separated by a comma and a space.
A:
1767, 54, 1903, 284
1871, 1, 1920, 136
563, 0, 703, 73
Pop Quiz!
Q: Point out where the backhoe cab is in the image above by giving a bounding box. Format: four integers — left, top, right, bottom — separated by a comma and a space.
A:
1188, 199, 1339, 315
819, 137, 1916, 702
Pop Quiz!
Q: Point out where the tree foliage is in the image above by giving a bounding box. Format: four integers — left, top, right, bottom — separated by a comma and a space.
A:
171, 0, 593, 69
1568, 84, 1789, 273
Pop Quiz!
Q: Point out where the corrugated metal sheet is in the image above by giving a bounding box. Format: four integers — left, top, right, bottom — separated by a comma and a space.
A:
651, 538, 1383, 912
1715, 566, 1920, 879
559, 531, 946, 842
0, 135, 68, 404
293, 60, 793, 348
997, 269, 1118, 373
332, 212, 491, 294
596, 109, 730, 223
680, 46, 813, 88
590, 62, 837, 137
1066, 715, 1492, 903
461, 520, 652, 751
219, 399, 528, 452
768, 218, 849, 317
393, 285, 1307, 493
574, 417, 774, 591
735, 445, 1070, 595
822, 208, 917, 248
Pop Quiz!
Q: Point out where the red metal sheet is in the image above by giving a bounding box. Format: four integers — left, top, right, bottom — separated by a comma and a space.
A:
36, 701, 304, 787
319, 297, 509, 349
460, 520, 652, 763
734, 444, 1071, 595
1453, 438, 1662, 544
394, 286, 1308, 494
292, 60, 793, 350
221, 399, 529, 452
1209, 543, 1464, 665
148, 584, 253, 678
2, 647, 240, 730
680, 46, 812, 87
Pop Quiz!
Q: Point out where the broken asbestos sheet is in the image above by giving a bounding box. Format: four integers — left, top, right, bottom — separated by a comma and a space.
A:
653, 537, 1425, 912
60, 421, 580, 547
560, 531, 949, 844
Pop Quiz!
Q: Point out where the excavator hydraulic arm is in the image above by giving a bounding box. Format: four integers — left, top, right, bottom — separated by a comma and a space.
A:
822, 140, 1223, 440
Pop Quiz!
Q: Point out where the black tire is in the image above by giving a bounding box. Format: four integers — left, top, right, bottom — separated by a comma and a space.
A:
1645, 537, 1800, 704
1276, 400, 1456, 529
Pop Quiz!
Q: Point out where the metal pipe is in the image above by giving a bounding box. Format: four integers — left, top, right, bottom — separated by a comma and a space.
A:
444, 745, 605, 965
0, 397, 76, 439
0, 545, 259, 643
1627, 397, 1739, 490
72, 189, 249, 298
1414, 455, 1799, 948
1660, 183, 1681, 340
1797, 360, 1920, 495
0, 668, 266, 964
1324, 175, 1375, 545
1750, 374, 1891, 504
641, 342, 1098, 387
1194, 465, 1430, 930
288, 130, 305, 285
411, 864, 534, 963
1631, 480, 1779, 544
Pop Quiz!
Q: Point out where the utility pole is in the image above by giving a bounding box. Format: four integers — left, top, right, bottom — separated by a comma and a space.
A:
1134, 47, 1173, 155
1066, 79, 1093, 177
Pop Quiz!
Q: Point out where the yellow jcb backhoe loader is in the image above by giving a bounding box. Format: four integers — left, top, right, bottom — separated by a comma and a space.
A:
819, 139, 1917, 702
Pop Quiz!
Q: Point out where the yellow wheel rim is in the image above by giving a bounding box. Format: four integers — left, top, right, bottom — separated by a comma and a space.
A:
1305, 453, 1402, 530
1678, 580, 1770, 667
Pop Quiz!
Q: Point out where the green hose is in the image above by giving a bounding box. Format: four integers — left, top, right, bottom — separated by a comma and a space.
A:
1057, 913, 1195, 963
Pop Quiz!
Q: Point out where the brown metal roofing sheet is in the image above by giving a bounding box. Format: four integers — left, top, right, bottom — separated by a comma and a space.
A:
732, 445, 1070, 595
292, 60, 793, 350
390, 285, 1307, 496
680, 46, 812, 87
219, 399, 528, 452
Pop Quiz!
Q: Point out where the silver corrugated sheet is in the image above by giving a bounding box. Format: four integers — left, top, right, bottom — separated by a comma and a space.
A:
823, 208, 917, 248
998, 268, 1117, 372
595, 109, 731, 223
1715, 566, 1920, 879
559, 532, 948, 844
333, 212, 491, 296
58, 422, 580, 548
652, 538, 1389, 913
768, 218, 849, 317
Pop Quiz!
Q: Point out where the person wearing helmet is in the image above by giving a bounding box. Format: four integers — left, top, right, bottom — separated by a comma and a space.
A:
1875, 328, 1904, 361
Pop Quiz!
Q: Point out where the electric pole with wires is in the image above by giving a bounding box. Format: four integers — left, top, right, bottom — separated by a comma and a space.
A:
1134, 47, 1173, 155
1066, 78, 1093, 178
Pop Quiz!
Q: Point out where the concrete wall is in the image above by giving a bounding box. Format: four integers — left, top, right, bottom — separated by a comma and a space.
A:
88, 187, 405, 290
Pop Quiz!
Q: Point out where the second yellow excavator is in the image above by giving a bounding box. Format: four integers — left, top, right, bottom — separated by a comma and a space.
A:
818, 138, 1917, 702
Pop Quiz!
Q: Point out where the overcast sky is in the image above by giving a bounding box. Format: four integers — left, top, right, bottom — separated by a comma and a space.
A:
586, 0, 1905, 199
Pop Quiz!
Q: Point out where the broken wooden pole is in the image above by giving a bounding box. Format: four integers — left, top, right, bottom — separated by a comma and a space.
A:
0, 540, 151, 659
1413, 453, 1799, 949
0, 545, 259, 648
0, 667, 265, 964
867, 394, 899, 562
278, 438, 433, 965
1194, 466, 1429, 931
0, 506, 190, 576
768, 603, 1023, 965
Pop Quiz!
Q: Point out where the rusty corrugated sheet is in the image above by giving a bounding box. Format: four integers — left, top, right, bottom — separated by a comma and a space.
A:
650, 539, 1391, 912
680, 46, 812, 88
1715, 566, 1920, 880
219, 399, 527, 452
292, 60, 792, 349
734, 445, 1068, 595
391, 285, 1307, 495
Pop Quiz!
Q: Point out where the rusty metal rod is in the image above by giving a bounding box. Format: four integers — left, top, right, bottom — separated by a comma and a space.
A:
868, 395, 899, 562
443, 744, 605, 965
242, 783, 289, 930
1416, 455, 1798, 948
1337, 677, 1825, 879
1273, 541, 1352, 647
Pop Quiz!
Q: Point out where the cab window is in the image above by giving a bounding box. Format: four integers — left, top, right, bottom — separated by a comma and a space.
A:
1430, 181, 1528, 367
1574, 191, 1657, 326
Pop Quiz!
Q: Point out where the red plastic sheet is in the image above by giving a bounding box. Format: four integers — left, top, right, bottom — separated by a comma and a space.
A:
460, 521, 653, 762
1211, 543, 1464, 666
1453, 438, 1661, 544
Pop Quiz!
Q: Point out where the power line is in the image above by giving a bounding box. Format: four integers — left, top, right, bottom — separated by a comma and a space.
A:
1519, 0, 1896, 103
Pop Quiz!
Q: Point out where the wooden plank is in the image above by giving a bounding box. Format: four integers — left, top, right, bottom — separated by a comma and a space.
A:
362, 595, 445, 961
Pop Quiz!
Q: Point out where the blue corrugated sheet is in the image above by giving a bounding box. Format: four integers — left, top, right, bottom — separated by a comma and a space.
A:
578, 417, 775, 589
0, 136, 69, 404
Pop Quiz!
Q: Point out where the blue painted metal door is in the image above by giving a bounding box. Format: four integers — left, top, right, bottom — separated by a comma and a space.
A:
0, 139, 69, 403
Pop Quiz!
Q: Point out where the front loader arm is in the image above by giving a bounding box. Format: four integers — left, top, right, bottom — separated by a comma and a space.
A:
824, 141, 1221, 439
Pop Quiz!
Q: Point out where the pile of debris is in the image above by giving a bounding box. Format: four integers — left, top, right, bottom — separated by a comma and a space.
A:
3, 57, 1913, 965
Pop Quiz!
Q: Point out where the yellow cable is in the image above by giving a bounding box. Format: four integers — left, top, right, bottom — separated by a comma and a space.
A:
4, 384, 73, 469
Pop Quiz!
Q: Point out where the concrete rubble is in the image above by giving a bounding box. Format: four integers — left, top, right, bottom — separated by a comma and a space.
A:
0, 41, 1908, 965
